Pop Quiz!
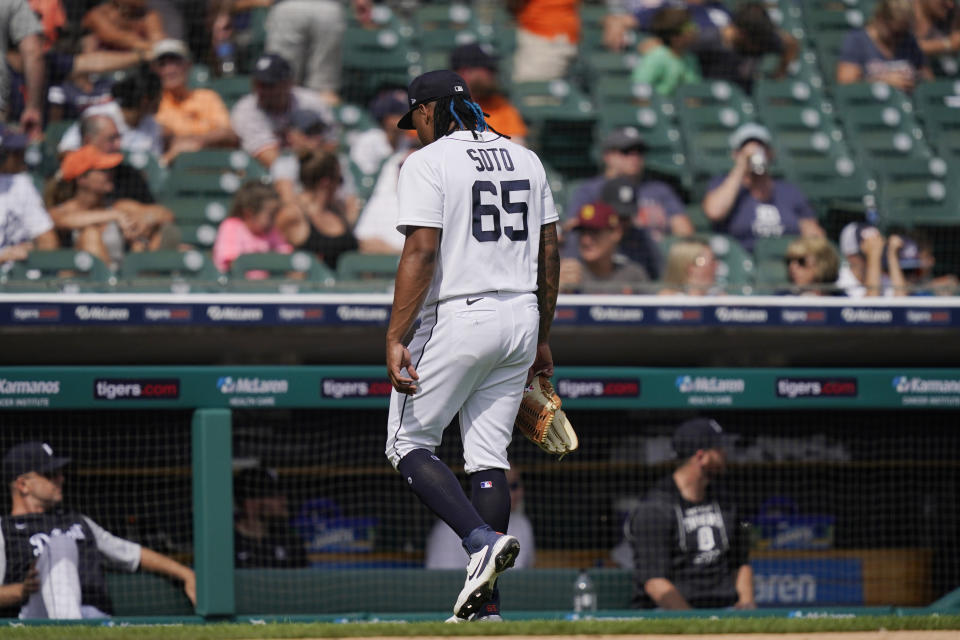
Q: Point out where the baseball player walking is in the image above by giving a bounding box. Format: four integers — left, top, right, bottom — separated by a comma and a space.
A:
385, 69, 560, 621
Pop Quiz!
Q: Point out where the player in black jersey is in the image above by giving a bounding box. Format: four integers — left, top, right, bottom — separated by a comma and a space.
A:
0, 442, 196, 619
625, 419, 755, 609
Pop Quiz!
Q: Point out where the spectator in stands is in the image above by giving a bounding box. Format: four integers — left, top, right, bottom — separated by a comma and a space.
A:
900, 230, 959, 295
213, 180, 291, 273
27, 0, 65, 49
348, 89, 412, 176
781, 236, 841, 296
0, 0, 44, 137
230, 53, 335, 171
559, 201, 650, 294
277, 149, 357, 271
234, 465, 307, 570
835, 222, 907, 297
0, 125, 58, 267
600, 176, 663, 280
693, 1, 798, 94
566, 128, 693, 278
508, 0, 580, 83
569, 128, 692, 239
702, 123, 824, 252
59, 66, 164, 157
82, 0, 166, 54
914, 0, 960, 63
351, 146, 417, 255
80, 114, 156, 204
632, 7, 702, 96
48, 145, 175, 265
7, 4, 144, 123
0, 441, 196, 618
264, 0, 373, 103
625, 419, 754, 610
450, 43, 528, 144
604, 0, 731, 52
837, 0, 934, 91
425, 468, 536, 570
659, 240, 718, 296
268, 107, 360, 224
152, 39, 236, 166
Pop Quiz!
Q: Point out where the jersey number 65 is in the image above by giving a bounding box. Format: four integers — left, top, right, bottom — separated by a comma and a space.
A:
472, 179, 531, 243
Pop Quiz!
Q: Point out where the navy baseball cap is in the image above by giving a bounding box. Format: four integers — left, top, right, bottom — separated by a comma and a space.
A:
289, 108, 328, 135
672, 418, 725, 459
235, 466, 282, 502
601, 176, 638, 217
450, 43, 498, 72
369, 93, 408, 122
397, 70, 471, 130
253, 53, 292, 84
3, 442, 70, 483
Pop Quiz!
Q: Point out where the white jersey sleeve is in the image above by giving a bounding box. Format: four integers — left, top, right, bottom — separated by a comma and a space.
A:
82, 516, 141, 572
396, 148, 444, 234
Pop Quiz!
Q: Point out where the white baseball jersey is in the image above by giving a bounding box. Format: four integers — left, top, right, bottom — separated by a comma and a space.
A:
396, 130, 559, 305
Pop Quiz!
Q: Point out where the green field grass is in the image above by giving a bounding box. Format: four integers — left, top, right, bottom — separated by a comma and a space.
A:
3, 615, 960, 640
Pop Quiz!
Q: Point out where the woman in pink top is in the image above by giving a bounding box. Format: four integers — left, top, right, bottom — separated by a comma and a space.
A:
213, 181, 292, 274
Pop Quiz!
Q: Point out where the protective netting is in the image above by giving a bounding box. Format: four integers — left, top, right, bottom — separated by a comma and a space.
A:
230, 407, 960, 613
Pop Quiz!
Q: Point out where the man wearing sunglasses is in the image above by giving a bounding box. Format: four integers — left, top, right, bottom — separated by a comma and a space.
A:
0, 442, 195, 619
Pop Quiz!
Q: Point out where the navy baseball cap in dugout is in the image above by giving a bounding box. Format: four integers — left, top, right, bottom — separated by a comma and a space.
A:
398, 70, 471, 130
3, 442, 70, 483
672, 418, 725, 459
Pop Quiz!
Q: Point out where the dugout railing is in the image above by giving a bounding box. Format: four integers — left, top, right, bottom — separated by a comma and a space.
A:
2, 366, 960, 621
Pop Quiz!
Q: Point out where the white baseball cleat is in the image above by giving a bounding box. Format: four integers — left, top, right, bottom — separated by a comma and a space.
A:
453, 532, 519, 620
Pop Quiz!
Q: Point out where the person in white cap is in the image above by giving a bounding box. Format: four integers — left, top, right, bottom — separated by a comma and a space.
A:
702, 122, 823, 252
151, 39, 236, 165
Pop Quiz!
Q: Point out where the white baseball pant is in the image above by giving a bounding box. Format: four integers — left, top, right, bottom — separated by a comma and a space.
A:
386, 291, 539, 473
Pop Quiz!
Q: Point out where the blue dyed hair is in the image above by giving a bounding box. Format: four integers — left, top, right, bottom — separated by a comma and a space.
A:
432, 95, 507, 140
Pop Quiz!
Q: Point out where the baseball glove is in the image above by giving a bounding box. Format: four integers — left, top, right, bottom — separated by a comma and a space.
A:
515, 375, 579, 459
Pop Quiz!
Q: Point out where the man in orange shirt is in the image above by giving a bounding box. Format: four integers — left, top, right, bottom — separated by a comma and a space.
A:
151, 39, 237, 166
450, 43, 527, 145
508, 0, 580, 82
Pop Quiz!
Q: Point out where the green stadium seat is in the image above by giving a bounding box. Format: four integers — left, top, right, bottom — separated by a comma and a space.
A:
336, 251, 400, 281
188, 64, 213, 88
753, 235, 800, 291
171, 149, 257, 173
912, 79, 960, 114
161, 198, 231, 224
36, 119, 74, 178
512, 81, 598, 178
178, 222, 219, 249
674, 82, 756, 179
340, 48, 417, 107
587, 51, 637, 79
123, 149, 168, 197
335, 103, 377, 134
879, 178, 960, 227
228, 251, 336, 292
118, 250, 222, 293
5, 250, 113, 292
207, 75, 252, 109
754, 78, 830, 110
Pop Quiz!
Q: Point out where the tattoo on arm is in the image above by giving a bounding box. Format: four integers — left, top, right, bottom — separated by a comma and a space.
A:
536, 223, 559, 344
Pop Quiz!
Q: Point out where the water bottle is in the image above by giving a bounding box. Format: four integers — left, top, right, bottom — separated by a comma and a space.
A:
216, 42, 237, 77
572, 569, 597, 613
